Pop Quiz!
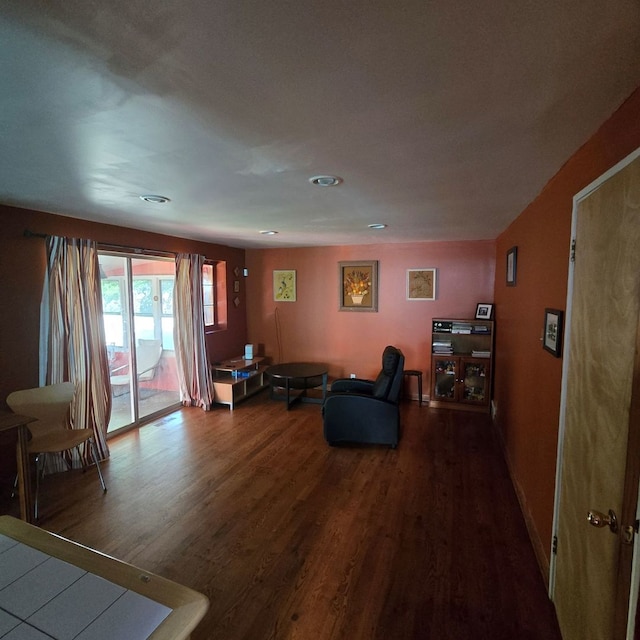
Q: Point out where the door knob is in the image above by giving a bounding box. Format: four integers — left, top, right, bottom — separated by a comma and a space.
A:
587, 509, 618, 534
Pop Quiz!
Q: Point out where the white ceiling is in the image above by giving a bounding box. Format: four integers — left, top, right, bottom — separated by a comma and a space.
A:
1, 1, 639, 249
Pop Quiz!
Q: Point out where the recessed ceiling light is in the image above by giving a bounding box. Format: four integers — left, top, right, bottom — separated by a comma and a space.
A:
368, 223, 387, 230
309, 175, 343, 187
260, 230, 278, 235
139, 194, 170, 204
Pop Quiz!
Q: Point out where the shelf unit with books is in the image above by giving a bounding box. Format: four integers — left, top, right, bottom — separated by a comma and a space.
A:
210, 356, 269, 409
430, 318, 494, 413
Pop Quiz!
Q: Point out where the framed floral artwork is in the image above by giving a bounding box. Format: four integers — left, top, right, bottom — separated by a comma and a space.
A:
339, 261, 378, 311
273, 270, 296, 302
407, 268, 436, 300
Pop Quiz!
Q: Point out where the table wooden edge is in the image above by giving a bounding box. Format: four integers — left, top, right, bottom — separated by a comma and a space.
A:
0, 516, 209, 640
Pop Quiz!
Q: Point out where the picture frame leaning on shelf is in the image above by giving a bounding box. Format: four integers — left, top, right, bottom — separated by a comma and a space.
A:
475, 303, 493, 319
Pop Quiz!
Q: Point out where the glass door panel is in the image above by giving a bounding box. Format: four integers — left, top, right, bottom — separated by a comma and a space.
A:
462, 359, 489, 403
433, 358, 457, 399
100, 254, 180, 433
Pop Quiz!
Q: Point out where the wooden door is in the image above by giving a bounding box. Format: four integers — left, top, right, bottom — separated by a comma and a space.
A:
552, 152, 640, 639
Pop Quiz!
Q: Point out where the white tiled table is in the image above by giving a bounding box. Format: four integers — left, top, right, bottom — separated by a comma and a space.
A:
0, 517, 208, 640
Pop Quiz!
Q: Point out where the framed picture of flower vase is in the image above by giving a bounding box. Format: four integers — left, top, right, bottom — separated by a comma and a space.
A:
339, 260, 378, 311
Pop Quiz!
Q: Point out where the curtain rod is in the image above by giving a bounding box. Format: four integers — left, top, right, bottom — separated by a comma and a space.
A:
24, 231, 175, 258
98, 242, 176, 258
23, 229, 48, 239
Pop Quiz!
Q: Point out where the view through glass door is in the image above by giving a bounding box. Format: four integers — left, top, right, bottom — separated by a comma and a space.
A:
99, 253, 180, 433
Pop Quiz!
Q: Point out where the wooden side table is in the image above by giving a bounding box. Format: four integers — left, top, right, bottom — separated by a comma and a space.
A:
0, 412, 36, 523
403, 369, 423, 406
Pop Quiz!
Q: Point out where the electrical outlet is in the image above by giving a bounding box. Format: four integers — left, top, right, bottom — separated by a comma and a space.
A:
350, 373, 356, 379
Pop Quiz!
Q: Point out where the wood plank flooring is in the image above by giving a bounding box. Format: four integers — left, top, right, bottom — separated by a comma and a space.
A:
2, 393, 562, 639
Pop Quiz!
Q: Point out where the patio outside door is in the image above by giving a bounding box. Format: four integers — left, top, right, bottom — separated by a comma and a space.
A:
99, 253, 180, 433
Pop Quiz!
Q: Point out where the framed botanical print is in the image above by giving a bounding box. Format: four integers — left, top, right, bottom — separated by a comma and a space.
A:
339, 261, 378, 311
407, 268, 437, 300
273, 270, 296, 302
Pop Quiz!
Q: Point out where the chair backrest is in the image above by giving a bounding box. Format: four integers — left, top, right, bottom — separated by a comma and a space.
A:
371, 346, 405, 402
6, 382, 75, 433
136, 339, 163, 381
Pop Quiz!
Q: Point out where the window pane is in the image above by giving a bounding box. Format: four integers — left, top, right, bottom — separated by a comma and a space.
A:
161, 317, 174, 350
161, 280, 174, 315
103, 314, 124, 347
202, 263, 215, 327
101, 280, 122, 312
134, 315, 155, 340
133, 279, 153, 314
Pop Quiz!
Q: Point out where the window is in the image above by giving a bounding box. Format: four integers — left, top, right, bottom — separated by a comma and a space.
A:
203, 262, 216, 328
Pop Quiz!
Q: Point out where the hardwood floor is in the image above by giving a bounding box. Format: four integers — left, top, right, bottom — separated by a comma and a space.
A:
4, 392, 562, 639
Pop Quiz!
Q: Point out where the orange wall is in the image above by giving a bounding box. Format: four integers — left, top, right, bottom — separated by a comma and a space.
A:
493, 87, 640, 571
0, 205, 248, 406
245, 241, 496, 387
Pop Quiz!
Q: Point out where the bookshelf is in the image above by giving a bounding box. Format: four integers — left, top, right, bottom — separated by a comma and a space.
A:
430, 318, 494, 413
210, 356, 268, 409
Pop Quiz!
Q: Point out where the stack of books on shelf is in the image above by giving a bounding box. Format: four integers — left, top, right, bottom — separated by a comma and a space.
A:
471, 350, 491, 358
452, 322, 472, 334
472, 325, 491, 333
433, 340, 453, 355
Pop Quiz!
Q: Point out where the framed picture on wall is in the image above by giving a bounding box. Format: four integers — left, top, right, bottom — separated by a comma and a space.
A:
506, 246, 518, 286
543, 308, 564, 357
406, 268, 437, 300
273, 270, 296, 302
339, 260, 378, 311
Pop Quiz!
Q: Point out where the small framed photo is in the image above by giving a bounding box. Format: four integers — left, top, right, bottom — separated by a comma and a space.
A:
339, 261, 378, 311
543, 308, 564, 357
407, 268, 437, 300
506, 246, 517, 286
273, 270, 296, 302
475, 303, 493, 319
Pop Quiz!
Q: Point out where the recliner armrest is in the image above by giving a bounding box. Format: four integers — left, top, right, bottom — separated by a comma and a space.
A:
330, 378, 374, 394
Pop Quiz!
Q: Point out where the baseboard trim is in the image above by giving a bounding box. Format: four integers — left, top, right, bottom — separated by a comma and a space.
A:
491, 419, 551, 590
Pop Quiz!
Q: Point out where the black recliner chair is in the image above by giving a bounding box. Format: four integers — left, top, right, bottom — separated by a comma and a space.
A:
323, 345, 405, 448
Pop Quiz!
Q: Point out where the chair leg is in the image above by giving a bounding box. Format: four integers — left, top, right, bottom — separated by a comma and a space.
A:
34, 453, 44, 521
89, 438, 108, 493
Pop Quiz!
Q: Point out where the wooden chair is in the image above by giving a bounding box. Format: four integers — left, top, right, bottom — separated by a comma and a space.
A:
6, 382, 107, 520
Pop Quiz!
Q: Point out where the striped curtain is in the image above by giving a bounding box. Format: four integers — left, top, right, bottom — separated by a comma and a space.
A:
41, 236, 111, 466
174, 253, 214, 409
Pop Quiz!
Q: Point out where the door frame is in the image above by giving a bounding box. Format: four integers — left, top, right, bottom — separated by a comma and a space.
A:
549, 145, 640, 637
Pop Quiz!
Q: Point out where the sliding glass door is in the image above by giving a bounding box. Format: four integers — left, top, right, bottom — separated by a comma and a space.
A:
99, 253, 180, 433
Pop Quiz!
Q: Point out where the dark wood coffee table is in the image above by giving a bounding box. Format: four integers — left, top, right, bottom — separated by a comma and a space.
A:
267, 362, 329, 410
